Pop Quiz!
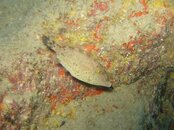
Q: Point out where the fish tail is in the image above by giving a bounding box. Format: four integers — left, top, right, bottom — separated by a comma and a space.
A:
42, 35, 56, 52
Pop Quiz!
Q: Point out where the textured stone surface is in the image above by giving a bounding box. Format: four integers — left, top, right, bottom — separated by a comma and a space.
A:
0, 0, 174, 130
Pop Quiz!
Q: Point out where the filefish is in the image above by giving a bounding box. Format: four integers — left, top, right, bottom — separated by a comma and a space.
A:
42, 35, 112, 87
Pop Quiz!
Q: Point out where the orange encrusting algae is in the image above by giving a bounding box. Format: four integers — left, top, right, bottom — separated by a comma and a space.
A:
49, 95, 58, 110
64, 19, 79, 27
122, 37, 143, 51
140, 0, 148, 10
100, 56, 112, 69
129, 11, 148, 18
83, 44, 99, 53
83, 88, 104, 97
88, 1, 109, 16
58, 68, 66, 77
129, 0, 148, 18
48, 83, 104, 110
0, 103, 4, 112
7, 55, 105, 111
94, 1, 109, 12
92, 22, 104, 42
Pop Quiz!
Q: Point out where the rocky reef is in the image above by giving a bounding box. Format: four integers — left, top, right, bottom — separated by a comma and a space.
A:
0, 0, 174, 129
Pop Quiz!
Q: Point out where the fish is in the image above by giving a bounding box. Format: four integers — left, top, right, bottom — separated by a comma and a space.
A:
42, 35, 112, 87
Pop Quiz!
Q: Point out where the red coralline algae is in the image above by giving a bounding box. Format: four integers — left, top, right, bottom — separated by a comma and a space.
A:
140, 0, 148, 10
7, 52, 104, 111
129, 11, 148, 18
47, 80, 104, 110
122, 37, 143, 51
100, 56, 112, 69
83, 44, 99, 53
129, 0, 148, 18
88, 1, 109, 16
92, 22, 105, 42
64, 19, 79, 27
94, 1, 109, 12
58, 68, 66, 77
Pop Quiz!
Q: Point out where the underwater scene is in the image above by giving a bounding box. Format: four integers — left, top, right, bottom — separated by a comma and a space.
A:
0, 0, 174, 130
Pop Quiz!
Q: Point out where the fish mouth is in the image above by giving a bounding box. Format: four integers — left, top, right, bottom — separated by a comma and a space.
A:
42, 35, 56, 53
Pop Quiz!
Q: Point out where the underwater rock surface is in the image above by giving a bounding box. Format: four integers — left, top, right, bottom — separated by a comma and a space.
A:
0, 0, 174, 130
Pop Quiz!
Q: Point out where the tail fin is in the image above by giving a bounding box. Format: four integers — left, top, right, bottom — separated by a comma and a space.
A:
42, 35, 56, 52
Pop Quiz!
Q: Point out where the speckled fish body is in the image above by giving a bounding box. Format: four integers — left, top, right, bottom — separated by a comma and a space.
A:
42, 36, 112, 87
57, 47, 112, 87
